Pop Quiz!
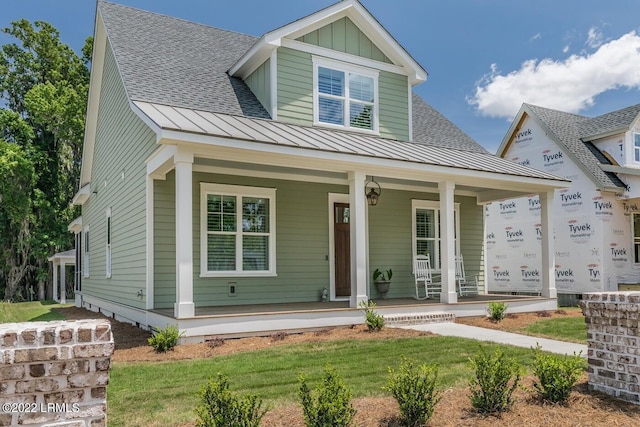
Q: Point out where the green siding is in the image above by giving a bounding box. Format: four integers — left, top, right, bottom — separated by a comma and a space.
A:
81, 43, 158, 309
153, 172, 176, 308
379, 71, 409, 141
153, 178, 485, 308
277, 47, 313, 126
368, 190, 484, 297
276, 49, 409, 141
296, 17, 392, 63
245, 58, 271, 116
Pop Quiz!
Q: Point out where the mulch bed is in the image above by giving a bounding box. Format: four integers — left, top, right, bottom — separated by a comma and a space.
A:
54, 306, 640, 426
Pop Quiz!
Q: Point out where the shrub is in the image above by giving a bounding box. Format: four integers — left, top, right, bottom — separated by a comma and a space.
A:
532, 345, 584, 403
299, 366, 356, 427
359, 299, 385, 332
194, 373, 267, 427
148, 324, 182, 352
469, 347, 522, 413
487, 302, 508, 322
386, 357, 441, 427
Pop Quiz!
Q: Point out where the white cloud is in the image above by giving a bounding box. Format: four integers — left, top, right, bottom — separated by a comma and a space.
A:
468, 31, 640, 119
531, 32, 542, 41
562, 45, 570, 53
586, 27, 604, 48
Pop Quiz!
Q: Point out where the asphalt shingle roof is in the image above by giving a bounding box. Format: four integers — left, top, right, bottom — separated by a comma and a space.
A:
98, 1, 496, 155
524, 103, 628, 190
578, 103, 640, 139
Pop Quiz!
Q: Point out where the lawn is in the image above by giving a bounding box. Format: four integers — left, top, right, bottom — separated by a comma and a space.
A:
519, 316, 587, 343
108, 336, 580, 427
0, 300, 71, 323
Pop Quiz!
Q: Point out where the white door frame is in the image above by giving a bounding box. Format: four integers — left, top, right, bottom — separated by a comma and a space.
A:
328, 193, 350, 301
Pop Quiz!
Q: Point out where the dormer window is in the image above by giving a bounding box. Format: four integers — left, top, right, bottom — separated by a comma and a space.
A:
313, 57, 378, 133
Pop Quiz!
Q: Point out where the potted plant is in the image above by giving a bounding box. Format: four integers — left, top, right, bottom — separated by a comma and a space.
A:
373, 268, 393, 298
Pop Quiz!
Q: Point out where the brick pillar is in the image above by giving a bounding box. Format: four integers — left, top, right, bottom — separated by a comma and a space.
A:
581, 292, 640, 405
0, 320, 114, 426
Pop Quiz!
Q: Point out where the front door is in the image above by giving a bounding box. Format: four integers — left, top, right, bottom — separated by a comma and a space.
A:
334, 202, 351, 297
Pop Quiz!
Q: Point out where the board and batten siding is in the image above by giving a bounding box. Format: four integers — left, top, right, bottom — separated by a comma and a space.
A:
245, 58, 272, 117
153, 171, 348, 308
275, 48, 410, 141
368, 190, 484, 298
296, 17, 392, 64
81, 43, 158, 309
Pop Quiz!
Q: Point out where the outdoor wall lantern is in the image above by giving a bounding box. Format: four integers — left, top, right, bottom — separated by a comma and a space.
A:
365, 177, 381, 206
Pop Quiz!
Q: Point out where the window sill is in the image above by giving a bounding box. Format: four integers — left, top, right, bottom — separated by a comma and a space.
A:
200, 272, 277, 278
312, 120, 379, 136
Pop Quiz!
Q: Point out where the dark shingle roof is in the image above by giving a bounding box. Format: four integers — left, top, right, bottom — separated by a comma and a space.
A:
578, 104, 640, 139
97, 1, 491, 155
524, 103, 626, 189
99, 1, 270, 119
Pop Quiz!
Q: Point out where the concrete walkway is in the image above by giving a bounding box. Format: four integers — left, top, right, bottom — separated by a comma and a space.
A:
394, 322, 587, 357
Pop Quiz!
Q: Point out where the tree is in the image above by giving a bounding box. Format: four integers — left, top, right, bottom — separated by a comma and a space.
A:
0, 19, 91, 300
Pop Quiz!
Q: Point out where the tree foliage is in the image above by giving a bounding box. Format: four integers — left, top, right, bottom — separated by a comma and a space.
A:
0, 19, 91, 300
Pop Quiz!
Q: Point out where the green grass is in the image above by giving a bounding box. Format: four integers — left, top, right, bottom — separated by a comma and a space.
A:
108, 336, 574, 427
0, 300, 71, 323
519, 316, 587, 344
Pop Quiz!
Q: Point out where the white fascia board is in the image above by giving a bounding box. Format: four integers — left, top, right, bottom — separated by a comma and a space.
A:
68, 216, 83, 233
601, 164, 640, 176
229, 0, 426, 85
159, 129, 568, 193
78, 13, 107, 189
72, 184, 91, 206
130, 101, 165, 141
146, 144, 177, 179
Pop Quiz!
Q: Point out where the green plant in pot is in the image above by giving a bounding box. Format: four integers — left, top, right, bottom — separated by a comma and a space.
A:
373, 268, 392, 298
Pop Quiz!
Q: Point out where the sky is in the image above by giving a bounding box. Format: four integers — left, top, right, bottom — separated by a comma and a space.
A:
2, 0, 640, 153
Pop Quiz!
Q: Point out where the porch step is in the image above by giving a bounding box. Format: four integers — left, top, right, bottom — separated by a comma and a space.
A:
383, 312, 455, 326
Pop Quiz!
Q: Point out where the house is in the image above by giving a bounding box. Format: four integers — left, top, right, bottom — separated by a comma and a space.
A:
485, 103, 640, 305
71, 0, 567, 340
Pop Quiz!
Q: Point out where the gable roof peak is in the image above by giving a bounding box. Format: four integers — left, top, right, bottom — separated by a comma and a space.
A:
228, 0, 427, 85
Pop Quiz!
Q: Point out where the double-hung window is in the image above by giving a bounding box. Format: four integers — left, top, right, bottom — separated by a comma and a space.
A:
313, 57, 378, 132
83, 227, 90, 278
412, 200, 459, 270
106, 208, 112, 278
200, 183, 276, 277
634, 134, 640, 162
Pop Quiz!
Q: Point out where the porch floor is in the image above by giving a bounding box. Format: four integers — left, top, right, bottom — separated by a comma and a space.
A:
151, 294, 543, 319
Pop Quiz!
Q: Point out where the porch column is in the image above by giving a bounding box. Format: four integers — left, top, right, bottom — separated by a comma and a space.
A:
540, 191, 557, 299
174, 149, 195, 318
52, 262, 58, 302
60, 261, 66, 304
439, 181, 457, 304
348, 171, 368, 308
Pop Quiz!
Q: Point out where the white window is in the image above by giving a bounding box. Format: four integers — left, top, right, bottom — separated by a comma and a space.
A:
106, 208, 112, 278
412, 200, 460, 270
634, 134, 640, 162
313, 57, 378, 133
83, 227, 90, 277
634, 213, 640, 263
200, 183, 276, 277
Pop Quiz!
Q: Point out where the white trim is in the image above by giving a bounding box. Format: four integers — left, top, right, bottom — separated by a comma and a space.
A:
328, 193, 350, 301
146, 144, 177, 179
270, 49, 278, 120
68, 216, 83, 233
145, 176, 154, 310
83, 226, 90, 278
411, 199, 460, 271
312, 56, 379, 134
228, 0, 427, 85
282, 38, 408, 76
200, 183, 277, 277
348, 171, 368, 307
158, 130, 569, 193
105, 207, 112, 278
407, 81, 413, 141
72, 184, 91, 206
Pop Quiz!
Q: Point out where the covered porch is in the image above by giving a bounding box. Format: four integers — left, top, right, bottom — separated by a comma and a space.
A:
135, 101, 568, 339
